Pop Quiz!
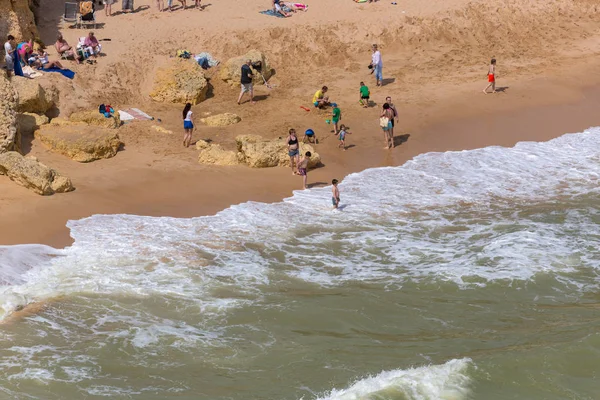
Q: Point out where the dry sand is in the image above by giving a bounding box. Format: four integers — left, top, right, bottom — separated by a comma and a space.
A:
2, 0, 600, 247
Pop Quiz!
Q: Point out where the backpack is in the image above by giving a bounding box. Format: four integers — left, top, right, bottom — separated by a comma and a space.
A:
98, 104, 106, 114
177, 49, 191, 59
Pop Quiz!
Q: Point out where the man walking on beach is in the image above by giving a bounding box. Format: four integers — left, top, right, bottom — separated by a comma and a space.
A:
237, 59, 255, 105
371, 44, 383, 87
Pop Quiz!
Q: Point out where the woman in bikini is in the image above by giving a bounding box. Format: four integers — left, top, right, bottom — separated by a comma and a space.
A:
287, 128, 300, 175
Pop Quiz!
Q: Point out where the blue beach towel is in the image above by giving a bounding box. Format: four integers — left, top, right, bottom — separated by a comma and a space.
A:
259, 9, 286, 17
42, 67, 75, 79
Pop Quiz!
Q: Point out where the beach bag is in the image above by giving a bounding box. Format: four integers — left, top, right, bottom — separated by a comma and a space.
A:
98, 104, 106, 114
379, 117, 389, 128
177, 49, 191, 59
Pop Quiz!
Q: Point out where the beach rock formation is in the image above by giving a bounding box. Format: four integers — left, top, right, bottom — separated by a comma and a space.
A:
0, 151, 74, 195
236, 135, 321, 169
150, 59, 208, 105
35, 124, 122, 163
201, 113, 241, 127
17, 112, 49, 135
0, 74, 18, 154
152, 125, 173, 134
69, 110, 121, 129
196, 140, 239, 166
10, 76, 59, 114
0, 0, 38, 45
220, 50, 273, 86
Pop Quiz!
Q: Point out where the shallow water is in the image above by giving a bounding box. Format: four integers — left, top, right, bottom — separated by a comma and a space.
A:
1, 129, 600, 399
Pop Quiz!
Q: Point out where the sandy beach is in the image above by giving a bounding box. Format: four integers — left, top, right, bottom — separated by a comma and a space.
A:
2, 0, 600, 247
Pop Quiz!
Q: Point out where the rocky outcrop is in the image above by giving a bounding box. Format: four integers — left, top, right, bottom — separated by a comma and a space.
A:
201, 113, 241, 127
236, 135, 321, 168
0, 74, 18, 153
69, 110, 121, 129
196, 140, 239, 166
219, 50, 273, 86
151, 125, 173, 134
150, 59, 208, 105
35, 123, 122, 163
10, 76, 59, 114
17, 112, 49, 135
0, 151, 74, 195
0, 0, 38, 47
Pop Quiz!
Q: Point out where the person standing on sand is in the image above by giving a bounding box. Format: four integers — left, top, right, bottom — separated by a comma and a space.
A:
380, 103, 395, 149
384, 96, 398, 136
331, 103, 341, 135
156, 0, 164, 11
371, 44, 383, 87
182, 103, 194, 147
237, 60, 255, 105
298, 151, 311, 189
287, 128, 300, 175
483, 58, 497, 94
4, 35, 16, 77
331, 179, 340, 209
103, 0, 115, 16
122, 0, 134, 13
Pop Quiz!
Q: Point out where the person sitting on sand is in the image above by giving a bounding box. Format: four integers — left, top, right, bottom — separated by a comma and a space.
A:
273, 0, 291, 17
303, 128, 317, 144
83, 32, 102, 58
287, 128, 300, 175
55, 34, 83, 63
282, 2, 307, 11
483, 58, 497, 94
312, 86, 329, 108
34, 47, 64, 69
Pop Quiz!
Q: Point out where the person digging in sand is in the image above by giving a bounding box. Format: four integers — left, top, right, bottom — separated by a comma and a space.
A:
237, 59, 256, 105
303, 128, 317, 144
483, 58, 497, 94
287, 128, 300, 175
182, 102, 194, 147
312, 86, 329, 108
298, 151, 311, 189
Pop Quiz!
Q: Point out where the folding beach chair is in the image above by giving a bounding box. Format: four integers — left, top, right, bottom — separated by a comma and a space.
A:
77, 0, 97, 29
63, 2, 78, 28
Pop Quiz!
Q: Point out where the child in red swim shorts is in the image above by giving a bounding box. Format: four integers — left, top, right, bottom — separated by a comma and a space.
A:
483, 58, 497, 94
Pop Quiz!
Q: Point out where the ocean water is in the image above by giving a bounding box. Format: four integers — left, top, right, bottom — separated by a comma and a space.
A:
1, 129, 600, 399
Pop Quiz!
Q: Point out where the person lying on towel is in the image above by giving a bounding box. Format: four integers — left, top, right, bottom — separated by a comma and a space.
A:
273, 0, 291, 17
283, 2, 307, 11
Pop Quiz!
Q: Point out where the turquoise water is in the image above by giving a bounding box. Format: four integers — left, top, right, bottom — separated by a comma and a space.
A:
1, 129, 600, 399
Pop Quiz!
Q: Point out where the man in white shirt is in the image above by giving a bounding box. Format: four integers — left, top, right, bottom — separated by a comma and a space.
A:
4, 35, 15, 77
371, 44, 383, 87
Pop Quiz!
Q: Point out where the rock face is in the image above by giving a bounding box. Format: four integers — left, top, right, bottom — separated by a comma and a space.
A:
0, 74, 18, 153
150, 59, 208, 105
201, 113, 241, 127
236, 135, 321, 168
17, 112, 49, 135
151, 125, 173, 134
0, 151, 74, 195
196, 135, 321, 168
0, 0, 38, 46
196, 140, 239, 166
69, 110, 121, 129
219, 50, 273, 86
35, 124, 122, 163
10, 76, 59, 114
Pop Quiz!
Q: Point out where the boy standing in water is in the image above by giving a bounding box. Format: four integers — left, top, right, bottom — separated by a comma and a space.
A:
483, 58, 497, 94
331, 179, 340, 209
298, 151, 311, 189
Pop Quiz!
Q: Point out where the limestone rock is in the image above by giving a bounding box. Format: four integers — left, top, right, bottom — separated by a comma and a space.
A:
0, 0, 38, 46
201, 113, 241, 127
196, 140, 239, 166
69, 110, 121, 129
219, 50, 273, 86
235, 135, 321, 169
0, 74, 18, 153
0, 151, 74, 195
49, 117, 83, 127
35, 124, 122, 163
10, 76, 59, 114
151, 125, 173, 134
150, 59, 208, 105
17, 113, 49, 136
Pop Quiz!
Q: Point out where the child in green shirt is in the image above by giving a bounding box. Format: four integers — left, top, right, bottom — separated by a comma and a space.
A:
331, 103, 341, 135
359, 82, 370, 108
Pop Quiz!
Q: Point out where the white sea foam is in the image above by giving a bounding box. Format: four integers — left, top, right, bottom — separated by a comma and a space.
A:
2, 129, 600, 322
314, 358, 472, 400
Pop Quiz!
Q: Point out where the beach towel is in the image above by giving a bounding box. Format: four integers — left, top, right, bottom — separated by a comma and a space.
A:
194, 52, 219, 68
259, 9, 286, 17
12, 50, 23, 77
42, 67, 75, 79
118, 108, 153, 122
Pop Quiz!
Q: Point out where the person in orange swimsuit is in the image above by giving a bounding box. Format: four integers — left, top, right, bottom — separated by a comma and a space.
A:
483, 58, 497, 94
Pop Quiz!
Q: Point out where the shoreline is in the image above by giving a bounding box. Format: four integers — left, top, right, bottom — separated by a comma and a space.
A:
3, 74, 600, 249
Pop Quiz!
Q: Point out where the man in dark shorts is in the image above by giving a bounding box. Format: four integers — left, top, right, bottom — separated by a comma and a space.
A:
237, 59, 255, 105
